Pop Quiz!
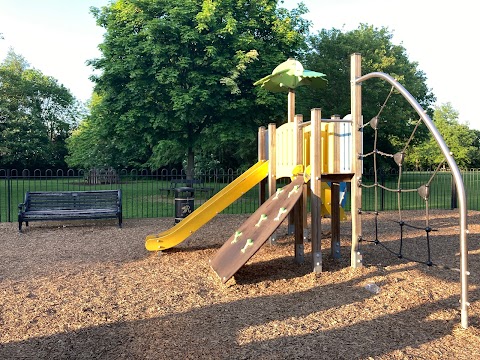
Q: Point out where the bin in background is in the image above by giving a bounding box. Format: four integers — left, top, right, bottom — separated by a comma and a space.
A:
174, 187, 194, 223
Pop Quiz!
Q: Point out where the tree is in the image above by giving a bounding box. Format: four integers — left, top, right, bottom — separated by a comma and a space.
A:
470, 129, 480, 168
406, 103, 478, 169
0, 49, 81, 169
66, 93, 123, 169
298, 24, 436, 171
79, 0, 309, 172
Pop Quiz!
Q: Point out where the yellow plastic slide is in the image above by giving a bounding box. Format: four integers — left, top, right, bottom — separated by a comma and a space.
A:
145, 160, 269, 251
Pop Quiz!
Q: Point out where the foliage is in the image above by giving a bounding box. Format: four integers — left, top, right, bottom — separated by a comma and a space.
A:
0, 50, 81, 169
75, 0, 310, 171
182, 153, 220, 174
298, 24, 436, 170
470, 129, 480, 168
66, 10, 476, 173
66, 93, 127, 169
405, 103, 479, 169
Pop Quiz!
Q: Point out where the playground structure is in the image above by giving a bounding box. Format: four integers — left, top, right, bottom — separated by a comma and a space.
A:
144, 110, 350, 256
209, 112, 352, 282
144, 117, 348, 254
145, 53, 469, 329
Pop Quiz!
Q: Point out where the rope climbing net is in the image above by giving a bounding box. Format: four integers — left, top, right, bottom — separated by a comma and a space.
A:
358, 86, 458, 271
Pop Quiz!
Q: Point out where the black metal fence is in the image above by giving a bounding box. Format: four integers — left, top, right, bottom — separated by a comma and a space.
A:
356, 168, 475, 211
2, 167, 479, 223
0, 168, 280, 223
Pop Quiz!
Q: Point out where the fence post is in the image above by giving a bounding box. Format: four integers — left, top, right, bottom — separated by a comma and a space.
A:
7, 169, 11, 222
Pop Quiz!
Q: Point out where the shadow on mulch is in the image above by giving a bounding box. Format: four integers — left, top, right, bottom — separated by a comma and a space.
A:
1, 273, 476, 359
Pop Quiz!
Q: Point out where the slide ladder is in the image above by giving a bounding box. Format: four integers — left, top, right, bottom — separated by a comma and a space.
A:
210, 174, 306, 283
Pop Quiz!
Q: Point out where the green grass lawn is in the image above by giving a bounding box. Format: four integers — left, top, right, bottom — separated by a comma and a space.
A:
2, 170, 478, 223
0, 175, 262, 222
356, 171, 455, 211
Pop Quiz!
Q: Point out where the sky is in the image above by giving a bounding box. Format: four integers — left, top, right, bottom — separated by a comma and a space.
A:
0, 0, 478, 129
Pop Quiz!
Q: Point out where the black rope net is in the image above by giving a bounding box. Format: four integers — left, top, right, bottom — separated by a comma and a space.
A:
358, 86, 458, 271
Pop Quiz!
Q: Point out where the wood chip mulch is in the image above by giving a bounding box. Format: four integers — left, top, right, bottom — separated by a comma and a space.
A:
1, 210, 479, 359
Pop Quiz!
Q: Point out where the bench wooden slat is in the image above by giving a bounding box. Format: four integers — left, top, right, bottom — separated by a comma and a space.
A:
18, 190, 122, 232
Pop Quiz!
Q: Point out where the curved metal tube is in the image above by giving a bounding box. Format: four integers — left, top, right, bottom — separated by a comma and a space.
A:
356, 72, 469, 329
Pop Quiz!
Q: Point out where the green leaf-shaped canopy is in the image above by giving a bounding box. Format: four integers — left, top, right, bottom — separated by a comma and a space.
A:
253, 58, 327, 92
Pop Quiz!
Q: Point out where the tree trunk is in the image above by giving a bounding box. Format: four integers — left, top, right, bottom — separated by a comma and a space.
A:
186, 147, 194, 180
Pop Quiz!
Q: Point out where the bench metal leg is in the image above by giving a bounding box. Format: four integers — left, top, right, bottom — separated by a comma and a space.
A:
18, 215, 23, 233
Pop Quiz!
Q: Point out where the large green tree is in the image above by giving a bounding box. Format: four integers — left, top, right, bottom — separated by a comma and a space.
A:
0, 50, 80, 169
406, 103, 479, 169
75, 0, 309, 172
298, 24, 436, 171
65, 93, 117, 169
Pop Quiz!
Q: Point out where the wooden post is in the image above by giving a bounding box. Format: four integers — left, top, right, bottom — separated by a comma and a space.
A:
294, 190, 304, 264
258, 126, 267, 205
310, 108, 322, 273
268, 123, 277, 198
288, 115, 304, 235
350, 53, 363, 268
330, 182, 341, 259
303, 183, 309, 231
288, 89, 295, 123
330, 115, 341, 259
298, 114, 308, 235
332, 115, 341, 173
268, 123, 277, 245
294, 114, 304, 263
294, 114, 303, 168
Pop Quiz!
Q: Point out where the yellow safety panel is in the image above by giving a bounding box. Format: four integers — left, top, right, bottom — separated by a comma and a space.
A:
301, 122, 343, 174
303, 124, 311, 169
321, 182, 347, 220
275, 122, 297, 179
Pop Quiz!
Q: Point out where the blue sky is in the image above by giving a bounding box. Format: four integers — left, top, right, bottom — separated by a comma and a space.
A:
1, 0, 477, 129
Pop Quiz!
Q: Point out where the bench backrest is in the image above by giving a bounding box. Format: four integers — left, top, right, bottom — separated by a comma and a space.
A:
24, 190, 121, 211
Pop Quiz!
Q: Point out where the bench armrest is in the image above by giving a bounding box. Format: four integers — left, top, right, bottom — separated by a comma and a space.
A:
117, 190, 122, 211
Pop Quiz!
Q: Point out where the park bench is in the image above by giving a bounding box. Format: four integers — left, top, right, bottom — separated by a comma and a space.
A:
18, 190, 122, 232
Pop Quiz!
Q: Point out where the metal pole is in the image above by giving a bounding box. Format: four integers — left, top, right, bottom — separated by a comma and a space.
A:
451, 173, 458, 209
356, 71, 469, 329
